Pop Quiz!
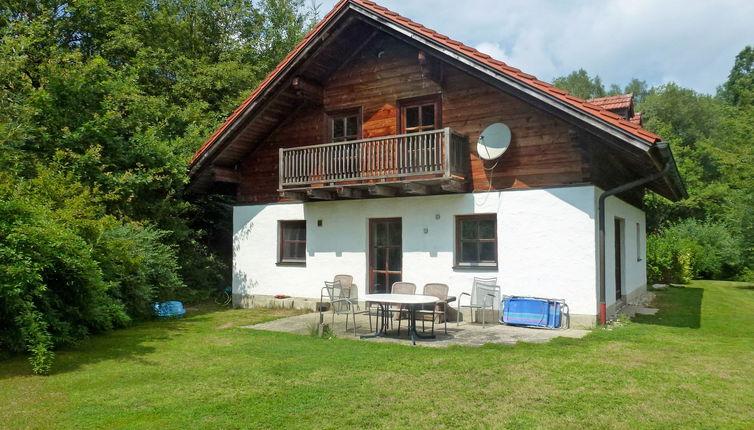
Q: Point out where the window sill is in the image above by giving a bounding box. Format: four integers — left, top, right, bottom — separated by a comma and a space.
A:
276, 261, 306, 267
452, 265, 498, 271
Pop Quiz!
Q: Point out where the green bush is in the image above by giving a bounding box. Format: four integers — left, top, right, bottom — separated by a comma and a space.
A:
647, 219, 742, 284
647, 231, 696, 284
0, 169, 185, 374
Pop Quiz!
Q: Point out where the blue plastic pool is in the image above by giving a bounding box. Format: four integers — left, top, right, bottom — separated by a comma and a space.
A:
501, 297, 563, 328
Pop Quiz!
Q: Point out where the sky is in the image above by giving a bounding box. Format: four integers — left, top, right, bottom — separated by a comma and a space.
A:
317, 0, 754, 95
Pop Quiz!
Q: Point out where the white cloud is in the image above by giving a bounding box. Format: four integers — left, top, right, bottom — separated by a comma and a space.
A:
473, 42, 507, 62
317, 0, 754, 94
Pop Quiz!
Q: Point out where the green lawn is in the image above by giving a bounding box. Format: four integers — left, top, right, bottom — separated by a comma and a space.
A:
1, 280, 753, 429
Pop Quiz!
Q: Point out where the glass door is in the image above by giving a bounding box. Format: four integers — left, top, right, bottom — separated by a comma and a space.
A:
369, 218, 402, 294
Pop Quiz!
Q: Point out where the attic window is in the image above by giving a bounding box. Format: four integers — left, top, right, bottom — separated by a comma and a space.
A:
328, 108, 361, 142
400, 95, 441, 133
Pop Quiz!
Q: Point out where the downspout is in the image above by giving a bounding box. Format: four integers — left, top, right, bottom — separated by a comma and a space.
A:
598, 142, 673, 325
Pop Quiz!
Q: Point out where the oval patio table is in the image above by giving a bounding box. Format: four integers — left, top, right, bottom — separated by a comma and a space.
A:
361, 293, 440, 345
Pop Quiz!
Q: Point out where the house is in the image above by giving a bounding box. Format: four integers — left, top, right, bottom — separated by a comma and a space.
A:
188, 0, 686, 328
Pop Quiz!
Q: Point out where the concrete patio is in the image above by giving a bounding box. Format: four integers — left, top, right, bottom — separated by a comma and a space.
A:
244, 311, 591, 347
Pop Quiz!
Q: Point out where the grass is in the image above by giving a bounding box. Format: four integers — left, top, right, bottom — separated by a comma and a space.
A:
1, 280, 753, 429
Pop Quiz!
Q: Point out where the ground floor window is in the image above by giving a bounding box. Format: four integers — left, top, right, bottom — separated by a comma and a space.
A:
455, 214, 497, 268
278, 220, 306, 265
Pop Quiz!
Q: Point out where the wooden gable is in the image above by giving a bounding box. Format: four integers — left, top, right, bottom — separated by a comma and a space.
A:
191, 0, 686, 204
235, 32, 590, 204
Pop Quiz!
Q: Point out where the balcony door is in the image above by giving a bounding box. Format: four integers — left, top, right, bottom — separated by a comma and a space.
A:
369, 218, 402, 294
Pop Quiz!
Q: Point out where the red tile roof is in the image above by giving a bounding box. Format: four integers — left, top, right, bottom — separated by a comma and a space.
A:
588, 94, 634, 111
191, 0, 661, 166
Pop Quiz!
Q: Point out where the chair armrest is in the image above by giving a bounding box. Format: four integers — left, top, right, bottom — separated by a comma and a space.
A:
458, 292, 471, 308
330, 298, 353, 305
445, 296, 457, 303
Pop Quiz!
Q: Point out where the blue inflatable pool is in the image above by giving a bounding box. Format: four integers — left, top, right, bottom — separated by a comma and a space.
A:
501, 297, 564, 329
153, 301, 186, 318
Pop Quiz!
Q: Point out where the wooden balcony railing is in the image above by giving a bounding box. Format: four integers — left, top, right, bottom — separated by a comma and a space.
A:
279, 128, 468, 189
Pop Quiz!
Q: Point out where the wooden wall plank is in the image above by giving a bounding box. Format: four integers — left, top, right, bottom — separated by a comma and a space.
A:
236, 33, 589, 204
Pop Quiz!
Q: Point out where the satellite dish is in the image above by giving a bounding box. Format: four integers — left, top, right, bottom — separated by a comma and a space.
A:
477, 123, 511, 161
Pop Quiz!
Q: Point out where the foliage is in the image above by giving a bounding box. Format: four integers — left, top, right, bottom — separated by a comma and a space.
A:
718, 45, 754, 107
647, 220, 741, 284
0, 166, 185, 373
0, 0, 315, 373
552, 69, 649, 101
552, 68, 607, 99
647, 227, 695, 284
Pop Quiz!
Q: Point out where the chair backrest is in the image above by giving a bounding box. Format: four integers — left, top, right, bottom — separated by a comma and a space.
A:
334, 274, 354, 299
391, 282, 416, 295
423, 283, 449, 300
324, 280, 350, 312
471, 277, 500, 308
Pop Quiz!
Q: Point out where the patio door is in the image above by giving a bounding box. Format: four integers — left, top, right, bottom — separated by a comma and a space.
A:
369, 218, 402, 294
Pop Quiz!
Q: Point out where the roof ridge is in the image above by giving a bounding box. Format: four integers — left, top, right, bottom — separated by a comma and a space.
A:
191, 0, 660, 166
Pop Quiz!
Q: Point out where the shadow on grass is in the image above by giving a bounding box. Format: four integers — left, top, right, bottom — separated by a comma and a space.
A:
633, 286, 703, 329
735, 285, 754, 291
0, 311, 214, 379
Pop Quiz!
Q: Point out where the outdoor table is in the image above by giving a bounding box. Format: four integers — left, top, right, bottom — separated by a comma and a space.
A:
362, 293, 440, 345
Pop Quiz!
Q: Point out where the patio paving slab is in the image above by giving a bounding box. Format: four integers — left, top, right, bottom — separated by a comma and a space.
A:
243, 312, 590, 347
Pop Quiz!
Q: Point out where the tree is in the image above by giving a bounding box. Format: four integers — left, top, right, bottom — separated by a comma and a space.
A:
718, 46, 754, 107
624, 78, 649, 105
552, 69, 606, 99
0, 0, 315, 373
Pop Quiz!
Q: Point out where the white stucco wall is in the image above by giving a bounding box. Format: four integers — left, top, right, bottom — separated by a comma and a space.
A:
599, 191, 647, 308
234, 185, 600, 316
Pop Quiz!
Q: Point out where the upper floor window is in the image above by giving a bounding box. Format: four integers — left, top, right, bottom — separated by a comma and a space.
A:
328, 108, 361, 142
400, 95, 441, 133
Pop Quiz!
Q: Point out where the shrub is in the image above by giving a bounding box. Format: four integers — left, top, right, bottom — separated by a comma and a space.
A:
647, 231, 696, 284
647, 219, 743, 284
0, 168, 185, 374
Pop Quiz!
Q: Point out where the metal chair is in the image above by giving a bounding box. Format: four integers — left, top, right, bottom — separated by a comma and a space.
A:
416, 283, 450, 335
320, 280, 370, 335
458, 277, 499, 328
389, 282, 416, 335
338, 275, 373, 331
334, 274, 354, 296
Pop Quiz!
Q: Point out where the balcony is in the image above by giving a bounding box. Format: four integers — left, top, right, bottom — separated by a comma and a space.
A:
279, 128, 469, 200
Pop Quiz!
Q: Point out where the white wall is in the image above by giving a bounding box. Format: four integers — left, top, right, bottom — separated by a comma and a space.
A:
234, 185, 599, 316
599, 191, 647, 308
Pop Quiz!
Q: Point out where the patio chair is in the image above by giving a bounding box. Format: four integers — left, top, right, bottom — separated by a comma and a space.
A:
334, 274, 354, 297
320, 280, 370, 336
457, 277, 500, 328
337, 275, 373, 331
389, 282, 416, 335
415, 283, 450, 335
